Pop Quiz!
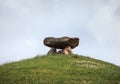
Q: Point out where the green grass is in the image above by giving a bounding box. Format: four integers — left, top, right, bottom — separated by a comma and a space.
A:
0, 54, 120, 84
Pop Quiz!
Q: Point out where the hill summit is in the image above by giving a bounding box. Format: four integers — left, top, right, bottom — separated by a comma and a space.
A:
0, 54, 120, 84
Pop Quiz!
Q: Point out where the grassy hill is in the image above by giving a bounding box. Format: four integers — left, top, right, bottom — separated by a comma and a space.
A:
0, 54, 120, 84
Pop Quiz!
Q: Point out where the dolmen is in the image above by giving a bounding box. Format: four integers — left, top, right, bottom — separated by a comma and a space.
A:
43, 36, 79, 55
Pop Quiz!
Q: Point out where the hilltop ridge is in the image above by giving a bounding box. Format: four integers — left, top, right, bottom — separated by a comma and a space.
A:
0, 54, 120, 84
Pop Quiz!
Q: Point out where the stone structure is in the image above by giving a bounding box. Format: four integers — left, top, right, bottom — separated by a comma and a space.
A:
43, 36, 79, 55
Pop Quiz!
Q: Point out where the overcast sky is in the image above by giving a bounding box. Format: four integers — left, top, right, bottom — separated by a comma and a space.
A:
0, 0, 120, 66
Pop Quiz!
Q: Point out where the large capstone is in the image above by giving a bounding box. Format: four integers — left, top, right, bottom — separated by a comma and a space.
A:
43, 36, 79, 49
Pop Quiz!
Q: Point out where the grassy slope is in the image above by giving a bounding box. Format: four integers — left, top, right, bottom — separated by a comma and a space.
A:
0, 54, 120, 84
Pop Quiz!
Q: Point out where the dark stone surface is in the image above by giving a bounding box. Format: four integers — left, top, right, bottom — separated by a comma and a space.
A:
43, 36, 79, 49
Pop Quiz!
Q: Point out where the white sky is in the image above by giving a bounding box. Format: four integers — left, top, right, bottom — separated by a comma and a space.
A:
0, 0, 120, 66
